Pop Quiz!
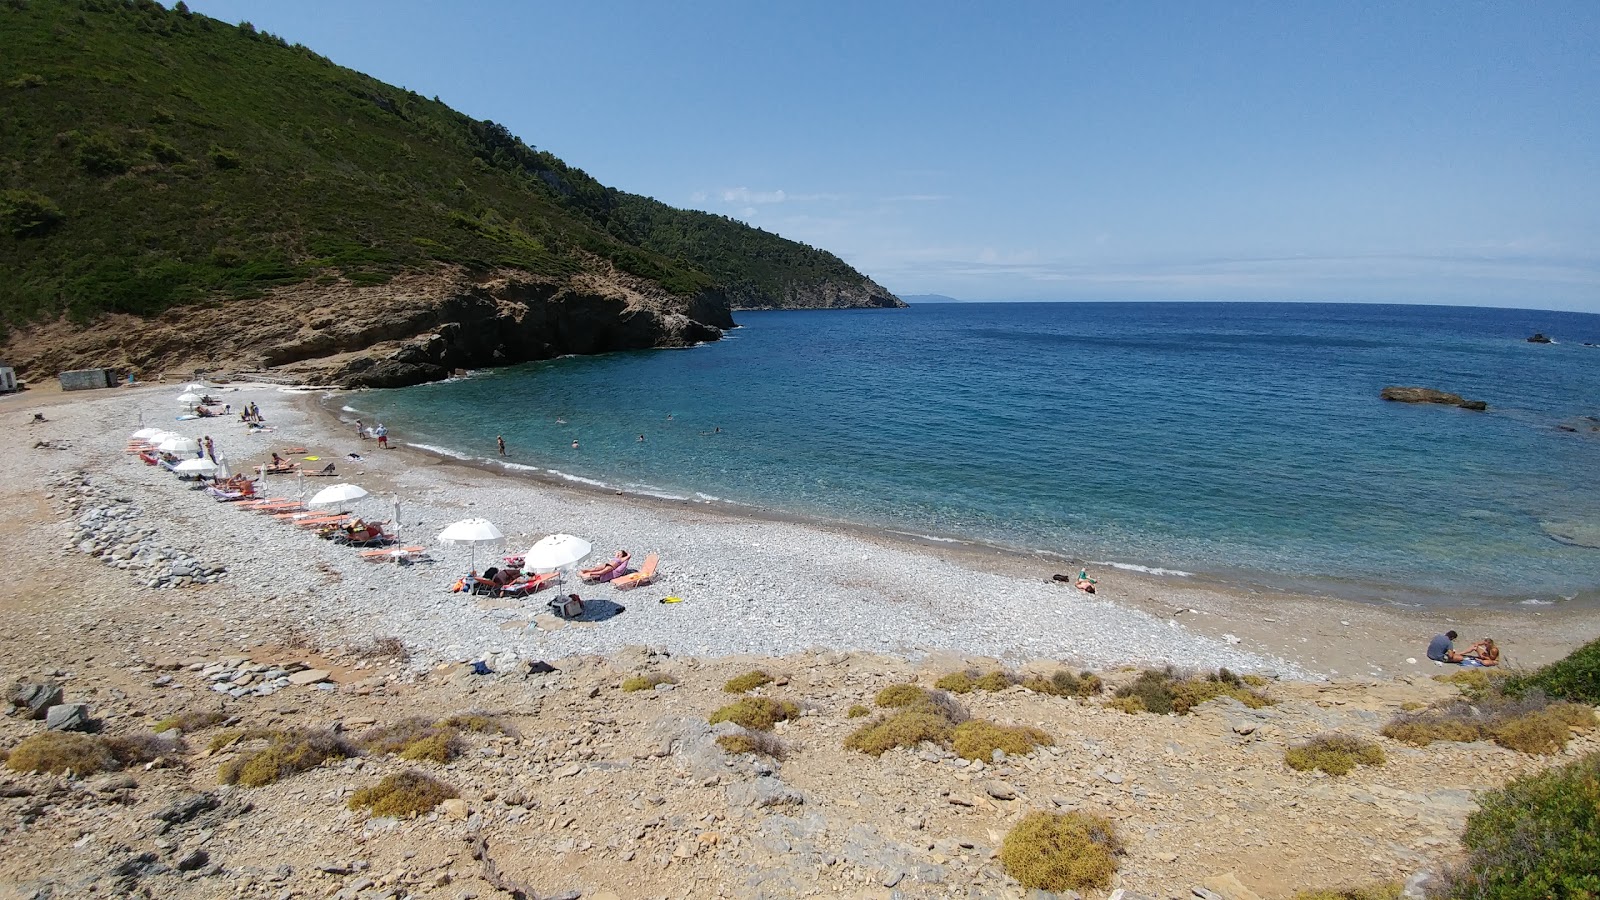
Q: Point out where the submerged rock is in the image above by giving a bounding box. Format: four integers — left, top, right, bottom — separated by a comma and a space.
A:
1527, 332, 1552, 343
1380, 386, 1488, 411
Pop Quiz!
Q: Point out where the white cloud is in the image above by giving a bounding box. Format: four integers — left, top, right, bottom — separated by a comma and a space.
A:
720, 187, 787, 205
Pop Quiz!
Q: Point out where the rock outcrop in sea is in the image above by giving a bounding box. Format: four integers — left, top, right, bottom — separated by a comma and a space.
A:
1380, 386, 1488, 411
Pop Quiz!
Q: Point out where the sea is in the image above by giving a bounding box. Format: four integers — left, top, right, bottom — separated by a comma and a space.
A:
341, 301, 1600, 609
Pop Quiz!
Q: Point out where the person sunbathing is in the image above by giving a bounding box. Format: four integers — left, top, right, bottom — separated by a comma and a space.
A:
1462, 638, 1500, 666
581, 550, 630, 581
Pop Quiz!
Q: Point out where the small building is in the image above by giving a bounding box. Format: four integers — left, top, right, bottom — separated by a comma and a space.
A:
0, 363, 16, 394
59, 368, 117, 391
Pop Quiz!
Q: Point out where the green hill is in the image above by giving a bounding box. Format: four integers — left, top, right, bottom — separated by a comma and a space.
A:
0, 0, 900, 339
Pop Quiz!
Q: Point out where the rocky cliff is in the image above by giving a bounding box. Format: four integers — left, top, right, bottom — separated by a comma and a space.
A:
729, 276, 906, 311
1, 266, 732, 389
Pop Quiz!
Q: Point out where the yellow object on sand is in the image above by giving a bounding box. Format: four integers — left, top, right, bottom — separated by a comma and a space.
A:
659, 596, 683, 604
303, 456, 320, 461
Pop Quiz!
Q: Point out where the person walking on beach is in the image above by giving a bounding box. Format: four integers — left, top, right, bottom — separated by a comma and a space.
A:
355, 419, 365, 439
497, 435, 506, 456
375, 423, 389, 449
203, 436, 215, 464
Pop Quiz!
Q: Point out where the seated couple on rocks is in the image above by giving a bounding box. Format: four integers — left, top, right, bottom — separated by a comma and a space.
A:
1427, 631, 1500, 666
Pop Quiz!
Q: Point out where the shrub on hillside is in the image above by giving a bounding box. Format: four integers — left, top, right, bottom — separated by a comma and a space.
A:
723, 670, 772, 694
218, 728, 352, 787
716, 729, 788, 760
153, 710, 227, 733
846, 704, 870, 718
1381, 692, 1595, 756
1284, 733, 1386, 776
875, 683, 932, 708
1000, 811, 1122, 891
623, 673, 677, 692
348, 769, 457, 818
438, 711, 514, 736
935, 671, 977, 694
951, 721, 1053, 761
358, 718, 462, 762
1434, 750, 1600, 898
1, 189, 64, 238
1022, 669, 1104, 698
209, 144, 242, 169
1507, 635, 1600, 705
1290, 885, 1401, 900
1110, 667, 1271, 715
844, 709, 957, 757
74, 131, 129, 175
708, 697, 798, 731
4, 731, 181, 776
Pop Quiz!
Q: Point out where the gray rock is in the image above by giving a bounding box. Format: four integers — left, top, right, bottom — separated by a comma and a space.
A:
45, 703, 91, 732
175, 849, 209, 872
1402, 871, 1436, 900
10, 682, 63, 719
983, 781, 1018, 801
1193, 890, 1225, 900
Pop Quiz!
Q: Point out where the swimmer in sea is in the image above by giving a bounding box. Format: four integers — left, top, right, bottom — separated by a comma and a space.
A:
571, 440, 579, 449
637, 434, 645, 442
556, 417, 567, 425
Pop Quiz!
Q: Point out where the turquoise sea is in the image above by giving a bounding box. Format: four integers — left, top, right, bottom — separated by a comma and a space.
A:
345, 302, 1600, 608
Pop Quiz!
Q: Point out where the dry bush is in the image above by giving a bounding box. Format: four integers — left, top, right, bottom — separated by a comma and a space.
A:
951, 720, 1053, 761
1106, 697, 1146, 715
361, 636, 410, 663
208, 727, 277, 753
6, 732, 117, 775
935, 671, 977, 694
1381, 692, 1596, 755
722, 670, 773, 694
218, 728, 352, 787
348, 769, 457, 818
708, 697, 798, 731
1022, 669, 1103, 698
974, 670, 1014, 691
438, 711, 515, 736
1000, 811, 1122, 891
716, 729, 788, 760
622, 673, 677, 692
1285, 733, 1386, 776
153, 710, 228, 734
1435, 667, 1503, 699
358, 718, 462, 762
1110, 666, 1271, 715
104, 732, 185, 767
846, 704, 870, 718
843, 709, 957, 757
874, 683, 932, 708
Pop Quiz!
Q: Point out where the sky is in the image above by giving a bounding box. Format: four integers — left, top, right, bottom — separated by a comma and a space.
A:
183, 1, 1600, 312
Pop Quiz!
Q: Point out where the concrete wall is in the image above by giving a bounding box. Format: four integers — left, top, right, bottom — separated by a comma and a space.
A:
59, 368, 115, 391
0, 367, 16, 393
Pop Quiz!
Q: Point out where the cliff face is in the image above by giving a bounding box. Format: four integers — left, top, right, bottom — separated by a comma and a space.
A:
729, 276, 907, 311
2, 267, 732, 389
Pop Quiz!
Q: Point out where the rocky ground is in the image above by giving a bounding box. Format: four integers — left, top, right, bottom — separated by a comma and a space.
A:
3, 384, 1598, 900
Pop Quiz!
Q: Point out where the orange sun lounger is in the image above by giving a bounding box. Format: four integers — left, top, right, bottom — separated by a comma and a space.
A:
610, 553, 659, 591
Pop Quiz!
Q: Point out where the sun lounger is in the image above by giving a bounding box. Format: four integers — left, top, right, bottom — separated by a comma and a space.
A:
611, 553, 659, 591
360, 545, 428, 562
498, 572, 558, 597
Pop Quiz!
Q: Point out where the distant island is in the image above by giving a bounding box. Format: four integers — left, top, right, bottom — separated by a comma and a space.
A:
901, 294, 964, 304
0, 1, 901, 388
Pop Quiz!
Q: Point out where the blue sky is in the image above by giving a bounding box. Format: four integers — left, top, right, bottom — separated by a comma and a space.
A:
185, 1, 1599, 311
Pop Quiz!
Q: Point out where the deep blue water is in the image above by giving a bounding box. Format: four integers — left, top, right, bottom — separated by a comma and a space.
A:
346, 302, 1600, 607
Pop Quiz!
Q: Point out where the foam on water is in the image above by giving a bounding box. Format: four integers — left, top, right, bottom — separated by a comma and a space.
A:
1101, 562, 1195, 577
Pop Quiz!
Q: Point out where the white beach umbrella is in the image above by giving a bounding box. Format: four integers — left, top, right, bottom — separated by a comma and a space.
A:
308, 483, 369, 509
158, 435, 200, 455
525, 533, 592, 596
131, 427, 163, 440
173, 458, 217, 477
176, 392, 202, 407
184, 383, 208, 392
437, 518, 505, 574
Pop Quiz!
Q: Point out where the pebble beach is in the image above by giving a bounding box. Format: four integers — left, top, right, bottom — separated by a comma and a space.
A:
12, 381, 1599, 681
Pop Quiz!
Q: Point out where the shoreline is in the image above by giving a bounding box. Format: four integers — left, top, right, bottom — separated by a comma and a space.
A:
9, 380, 1600, 678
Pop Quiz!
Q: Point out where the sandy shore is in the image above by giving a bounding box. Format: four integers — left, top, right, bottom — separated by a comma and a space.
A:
8, 380, 1600, 679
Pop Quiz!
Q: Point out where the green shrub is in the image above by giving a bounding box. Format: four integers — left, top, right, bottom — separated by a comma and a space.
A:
209, 144, 242, 169
1111, 667, 1270, 715
438, 711, 514, 736
723, 670, 772, 694
153, 710, 227, 733
147, 137, 183, 164
708, 697, 798, 731
874, 684, 930, 708
1381, 693, 1595, 755
1438, 750, 1600, 898
716, 729, 787, 759
358, 718, 451, 757
622, 673, 677, 692
1022, 669, 1103, 698
348, 769, 457, 818
217, 729, 351, 787
973, 670, 1014, 692
1285, 733, 1386, 776
75, 132, 129, 175
951, 720, 1053, 761
397, 730, 462, 763
843, 709, 956, 757
1, 189, 64, 237
935, 671, 976, 694
1000, 811, 1121, 891
1507, 636, 1600, 705
8, 73, 46, 89
1106, 697, 1145, 715
846, 704, 870, 718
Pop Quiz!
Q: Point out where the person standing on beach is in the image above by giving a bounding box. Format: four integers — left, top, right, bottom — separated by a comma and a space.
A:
375, 423, 389, 449
497, 435, 506, 456
203, 436, 215, 464
355, 419, 364, 438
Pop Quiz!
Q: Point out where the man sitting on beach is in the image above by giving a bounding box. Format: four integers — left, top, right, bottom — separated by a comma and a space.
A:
1426, 630, 1464, 663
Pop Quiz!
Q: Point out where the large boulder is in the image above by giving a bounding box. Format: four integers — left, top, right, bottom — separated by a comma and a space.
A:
1527, 333, 1552, 343
1380, 386, 1488, 411
9, 682, 63, 720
